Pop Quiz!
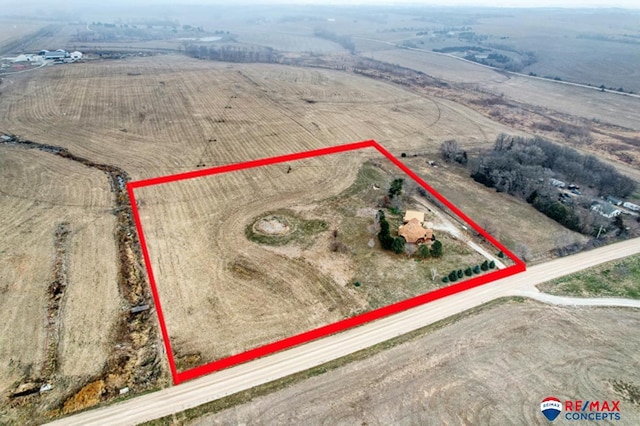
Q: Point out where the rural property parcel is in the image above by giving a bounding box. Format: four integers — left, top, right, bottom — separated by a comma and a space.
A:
129, 141, 522, 383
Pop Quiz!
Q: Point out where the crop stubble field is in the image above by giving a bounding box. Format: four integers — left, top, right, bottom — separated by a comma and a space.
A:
190, 300, 640, 425
0, 53, 623, 420
0, 55, 518, 179
132, 145, 511, 372
367, 47, 640, 131
0, 147, 119, 398
0, 56, 568, 364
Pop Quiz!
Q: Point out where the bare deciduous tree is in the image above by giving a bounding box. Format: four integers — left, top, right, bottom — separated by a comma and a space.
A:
440, 139, 461, 162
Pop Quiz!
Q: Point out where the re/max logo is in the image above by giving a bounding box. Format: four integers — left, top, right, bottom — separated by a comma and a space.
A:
565, 400, 620, 412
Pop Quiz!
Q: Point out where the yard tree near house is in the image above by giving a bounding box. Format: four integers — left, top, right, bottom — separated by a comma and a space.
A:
418, 244, 430, 259
392, 237, 405, 254
388, 178, 404, 198
430, 240, 443, 257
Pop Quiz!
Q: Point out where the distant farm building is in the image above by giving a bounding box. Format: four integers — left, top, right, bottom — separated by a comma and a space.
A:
39, 49, 69, 60
591, 202, 621, 219
12, 54, 32, 63
70, 51, 83, 61
606, 196, 623, 206
398, 210, 433, 244
623, 201, 640, 212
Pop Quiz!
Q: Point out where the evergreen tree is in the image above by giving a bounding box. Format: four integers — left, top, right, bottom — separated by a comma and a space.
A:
430, 240, 443, 257
392, 237, 405, 254
481, 260, 489, 271
418, 244, 430, 259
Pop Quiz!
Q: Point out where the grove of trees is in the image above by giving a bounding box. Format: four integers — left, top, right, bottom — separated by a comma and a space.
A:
184, 44, 280, 63
470, 134, 636, 235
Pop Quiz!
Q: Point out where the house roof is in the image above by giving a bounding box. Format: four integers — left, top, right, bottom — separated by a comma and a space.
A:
403, 210, 425, 224
398, 218, 433, 244
592, 203, 620, 216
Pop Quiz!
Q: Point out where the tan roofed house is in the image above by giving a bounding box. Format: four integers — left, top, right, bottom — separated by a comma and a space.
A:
398, 218, 433, 244
403, 210, 425, 224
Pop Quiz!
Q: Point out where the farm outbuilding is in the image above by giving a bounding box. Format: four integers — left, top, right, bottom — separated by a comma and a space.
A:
39, 49, 69, 60
591, 202, 621, 219
623, 201, 640, 212
403, 210, 425, 224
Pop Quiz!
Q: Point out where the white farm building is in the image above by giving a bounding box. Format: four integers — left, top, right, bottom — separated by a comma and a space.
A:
623, 201, 640, 212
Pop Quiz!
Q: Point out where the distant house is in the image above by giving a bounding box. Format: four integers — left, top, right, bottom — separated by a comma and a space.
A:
623, 201, 640, 212
69, 51, 83, 61
550, 178, 566, 188
606, 196, 623, 206
591, 202, 622, 219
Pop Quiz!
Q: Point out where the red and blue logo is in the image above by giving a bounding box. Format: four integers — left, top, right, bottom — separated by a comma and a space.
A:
541, 397, 621, 421
541, 397, 562, 421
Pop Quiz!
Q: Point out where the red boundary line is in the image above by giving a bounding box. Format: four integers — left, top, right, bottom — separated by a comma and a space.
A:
127, 140, 526, 385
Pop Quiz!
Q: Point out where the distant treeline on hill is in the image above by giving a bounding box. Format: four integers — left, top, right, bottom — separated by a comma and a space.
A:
433, 46, 489, 54
183, 44, 281, 63
313, 29, 356, 54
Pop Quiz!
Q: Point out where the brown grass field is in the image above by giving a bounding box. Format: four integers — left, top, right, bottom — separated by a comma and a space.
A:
134, 152, 501, 369
0, 55, 516, 179
369, 47, 640, 132
189, 300, 640, 425
401, 157, 588, 260
0, 20, 48, 46
0, 46, 637, 422
0, 146, 119, 413
0, 55, 524, 420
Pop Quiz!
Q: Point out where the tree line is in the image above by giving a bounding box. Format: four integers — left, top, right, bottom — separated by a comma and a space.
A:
468, 134, 636, 235
313, 29, 356, 54
471, 134, 635, 198
184, 44, 281, 63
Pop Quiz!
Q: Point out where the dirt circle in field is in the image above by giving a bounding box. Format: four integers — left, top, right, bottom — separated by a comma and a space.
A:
253, 215, 296, 236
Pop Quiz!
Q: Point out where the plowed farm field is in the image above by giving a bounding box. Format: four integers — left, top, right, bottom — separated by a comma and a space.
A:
0, 55, 516, 182
133, 147, 510, 371
0, 146, 119, 411
0, 55, 566, 420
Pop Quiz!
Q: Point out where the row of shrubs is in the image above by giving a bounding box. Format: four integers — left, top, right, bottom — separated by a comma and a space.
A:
442, 260, 496, 283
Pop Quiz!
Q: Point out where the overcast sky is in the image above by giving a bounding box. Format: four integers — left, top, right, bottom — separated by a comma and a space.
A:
110, 0, 638, 6
241, 0, 639, 5
119, 0, 638, 7
1, 0, 639, 7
